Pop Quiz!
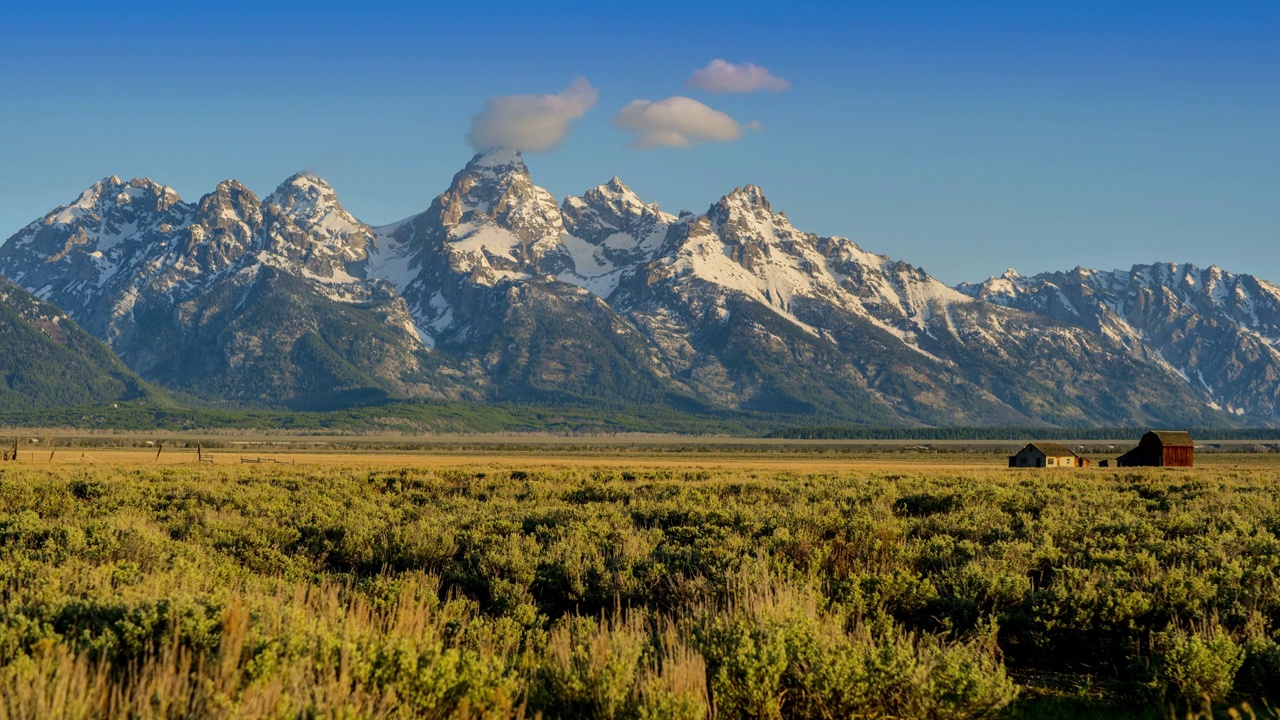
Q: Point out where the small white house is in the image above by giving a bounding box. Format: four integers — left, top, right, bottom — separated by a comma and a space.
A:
1009, 442, 1086, 468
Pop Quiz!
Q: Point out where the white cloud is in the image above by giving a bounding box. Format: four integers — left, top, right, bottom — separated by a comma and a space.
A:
686, 59, 791, 94
466, 78, 599, 153
613, 97, 743, 149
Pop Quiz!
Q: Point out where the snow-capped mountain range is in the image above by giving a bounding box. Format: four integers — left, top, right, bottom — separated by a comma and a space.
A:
0, 151, 1257, 426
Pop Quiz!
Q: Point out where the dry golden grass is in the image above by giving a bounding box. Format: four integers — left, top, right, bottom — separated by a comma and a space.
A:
9, 443, 1279, 474
0, 574, 527, 720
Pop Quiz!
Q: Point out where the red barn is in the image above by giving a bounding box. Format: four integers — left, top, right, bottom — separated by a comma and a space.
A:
1115, 431, 1194, 467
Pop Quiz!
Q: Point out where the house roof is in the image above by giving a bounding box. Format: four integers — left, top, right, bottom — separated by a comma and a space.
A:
1020, 442, 1080, 458
1142, 431, 1194, 447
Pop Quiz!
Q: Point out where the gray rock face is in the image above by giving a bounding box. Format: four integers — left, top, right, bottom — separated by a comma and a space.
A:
559, 177, 675, 298
0, 155, 1243, 425
264, 173, 371, 276
959, 264, 1280, 420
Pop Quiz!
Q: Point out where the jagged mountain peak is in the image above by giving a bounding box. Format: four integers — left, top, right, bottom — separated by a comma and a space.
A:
197, 180, 262, 226
40, 176, 182, 229
594, 176, 645, 205
266, 173, 358, 227
264, 172, 371, 264
271, 171, 337, 197
200, 179, 260, 216
706, 185, 790, 244
465, 149, 528, 174
210, 178, 255, 195
718, 184, 773, 212
437, 149, 545, 219
360, 149, 575, 296
70, 175, 126, 204
703, 184, 802, 253
266, 172, 339, 220
595, 176, 661, 211
570, 176, 672, 226
72, 174, 132, 203
433, 149, 563, 246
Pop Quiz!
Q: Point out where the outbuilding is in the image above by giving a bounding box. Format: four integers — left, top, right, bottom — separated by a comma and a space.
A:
1115, 431, 1194, 467
1009, 442, 1086, 468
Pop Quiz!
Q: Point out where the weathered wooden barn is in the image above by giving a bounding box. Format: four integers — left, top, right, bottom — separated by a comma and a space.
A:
1009, 442, 1086, 468
1115, 431, 1194, 467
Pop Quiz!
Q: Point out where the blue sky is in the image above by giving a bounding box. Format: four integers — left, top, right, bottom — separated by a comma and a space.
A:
2, 1, 1277, 284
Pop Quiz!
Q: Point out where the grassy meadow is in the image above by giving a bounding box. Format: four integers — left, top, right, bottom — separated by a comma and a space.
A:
1, 449, 1279, 719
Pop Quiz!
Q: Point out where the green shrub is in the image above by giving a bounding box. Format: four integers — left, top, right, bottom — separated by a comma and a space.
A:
1237, 625, 1280, 700
694, 571, 1017, 719
1154, 623, 1245, 706
531, 614, 708, 720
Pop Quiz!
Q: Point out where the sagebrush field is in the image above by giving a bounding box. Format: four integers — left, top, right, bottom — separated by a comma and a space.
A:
1, 455, 1278, 719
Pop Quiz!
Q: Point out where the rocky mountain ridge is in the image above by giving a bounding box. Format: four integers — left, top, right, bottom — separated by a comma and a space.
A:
0, 174, 438, 408
960, 263, 1280, 421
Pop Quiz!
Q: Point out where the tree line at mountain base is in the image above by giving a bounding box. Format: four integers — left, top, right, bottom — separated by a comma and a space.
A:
3, 399, 1277, 439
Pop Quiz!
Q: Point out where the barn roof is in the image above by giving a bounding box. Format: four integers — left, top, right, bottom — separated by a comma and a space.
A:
1143, 430, 1194, 447
1022, 442, 1080, 457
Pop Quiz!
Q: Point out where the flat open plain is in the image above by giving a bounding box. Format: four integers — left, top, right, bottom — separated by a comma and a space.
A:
6, 432, 1279, 471
2, 437, 1278, 719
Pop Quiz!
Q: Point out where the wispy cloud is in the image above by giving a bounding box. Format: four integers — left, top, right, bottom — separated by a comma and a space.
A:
466, 78, 599, 153
614, 97, 744, 149
686, 59, 791, 94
